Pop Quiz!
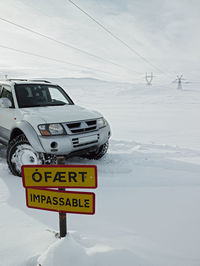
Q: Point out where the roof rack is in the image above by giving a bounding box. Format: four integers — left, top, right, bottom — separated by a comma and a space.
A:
28, 79, 51, 83
7, 79, 51, 83
7, 79, 28, 81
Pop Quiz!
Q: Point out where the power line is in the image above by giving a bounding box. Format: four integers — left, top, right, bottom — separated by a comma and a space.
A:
67, 0, 170, 75
0, 44, 117, 76
0, 17, 141, 75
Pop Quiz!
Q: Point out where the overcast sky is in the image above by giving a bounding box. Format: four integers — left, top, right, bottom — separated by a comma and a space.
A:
0, 0, 199, 83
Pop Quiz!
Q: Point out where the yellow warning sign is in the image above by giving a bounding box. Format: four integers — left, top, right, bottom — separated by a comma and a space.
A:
22, 165, 97, 189
26, 188, 95, 214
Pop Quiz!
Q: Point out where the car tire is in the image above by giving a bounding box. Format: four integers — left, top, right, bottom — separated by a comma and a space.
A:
7, 134, 57, 177
84, 141, 109, 160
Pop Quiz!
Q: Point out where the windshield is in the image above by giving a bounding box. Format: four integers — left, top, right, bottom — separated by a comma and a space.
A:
15, 84, 74, 108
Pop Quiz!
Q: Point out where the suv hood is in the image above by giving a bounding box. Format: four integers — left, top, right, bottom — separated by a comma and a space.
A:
21, 105, 102, 123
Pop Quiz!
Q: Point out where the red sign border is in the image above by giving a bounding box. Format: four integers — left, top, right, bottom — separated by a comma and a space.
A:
22, 164, 97, 189
25, 187, 96, 215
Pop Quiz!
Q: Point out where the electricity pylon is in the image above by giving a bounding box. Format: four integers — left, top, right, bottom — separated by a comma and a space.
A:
176, 75, 183, 90
145, 72, 153, 85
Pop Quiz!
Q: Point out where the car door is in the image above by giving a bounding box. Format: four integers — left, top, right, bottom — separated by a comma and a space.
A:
0, 85, 16, 142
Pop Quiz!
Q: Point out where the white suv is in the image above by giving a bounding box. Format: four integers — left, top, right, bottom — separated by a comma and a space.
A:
0, 79, 111, 176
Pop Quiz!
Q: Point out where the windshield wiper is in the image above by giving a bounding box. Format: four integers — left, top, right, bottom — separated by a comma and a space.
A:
46, 103, 67, 106
21, 102, 70, 108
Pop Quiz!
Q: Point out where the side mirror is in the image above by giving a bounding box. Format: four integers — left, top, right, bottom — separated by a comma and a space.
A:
0, 98, 12, 108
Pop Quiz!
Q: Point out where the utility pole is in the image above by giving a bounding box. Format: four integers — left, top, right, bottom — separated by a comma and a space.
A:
176, 75, 183, 90
145, 72, 153, 86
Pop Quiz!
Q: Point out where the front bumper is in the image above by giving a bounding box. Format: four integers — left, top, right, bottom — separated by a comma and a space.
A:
38, 125, 111, 155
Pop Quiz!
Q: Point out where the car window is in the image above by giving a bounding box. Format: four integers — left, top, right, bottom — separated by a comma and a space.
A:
48, 86, 69, 103
15, 84, 74, 108
0, 87, 14, 108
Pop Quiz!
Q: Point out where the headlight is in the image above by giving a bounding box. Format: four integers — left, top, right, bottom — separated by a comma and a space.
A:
97, 118, 107, 129
38, 124, 65, 136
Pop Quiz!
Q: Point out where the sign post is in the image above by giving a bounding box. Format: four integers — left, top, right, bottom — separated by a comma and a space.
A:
57, 156, 67, 238
59, 189, 67, 237
22, 161, 97, 239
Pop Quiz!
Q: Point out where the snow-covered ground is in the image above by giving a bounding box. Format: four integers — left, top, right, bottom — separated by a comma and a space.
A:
1, 78, 200, 266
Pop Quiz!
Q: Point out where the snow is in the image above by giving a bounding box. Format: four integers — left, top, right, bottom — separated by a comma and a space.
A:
1, 78, 200, 265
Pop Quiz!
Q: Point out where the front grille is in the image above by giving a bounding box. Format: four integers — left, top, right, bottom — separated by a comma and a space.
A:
86, 120, 96, 126
71, 129, 85, 134
67, 123, 81, 129
65, 119, 97, 135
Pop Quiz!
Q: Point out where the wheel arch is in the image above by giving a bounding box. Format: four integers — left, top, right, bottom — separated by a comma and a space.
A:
10, 121, 45, 153
10, 128, 24, 140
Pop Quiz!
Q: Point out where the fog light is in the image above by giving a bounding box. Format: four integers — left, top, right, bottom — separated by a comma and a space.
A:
51, 142, 58, 149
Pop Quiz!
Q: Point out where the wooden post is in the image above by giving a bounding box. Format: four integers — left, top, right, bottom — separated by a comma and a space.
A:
57, 156, 67, 238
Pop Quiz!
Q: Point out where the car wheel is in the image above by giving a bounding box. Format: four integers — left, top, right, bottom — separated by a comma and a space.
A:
85, 141, 109, 160
7, 134, 57, 177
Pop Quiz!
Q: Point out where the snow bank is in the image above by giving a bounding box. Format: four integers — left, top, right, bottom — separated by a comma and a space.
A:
37, 235, 89, 266
37, 233, 149, 266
